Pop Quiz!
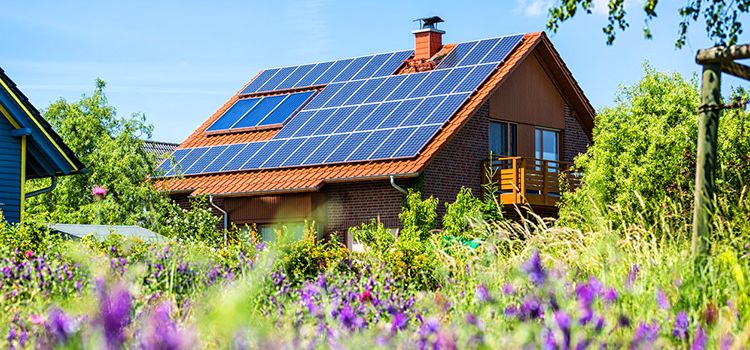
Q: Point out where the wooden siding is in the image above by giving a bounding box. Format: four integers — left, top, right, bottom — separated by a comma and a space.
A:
488, 53, 566, 158
224, 193, 313, 226
0, 116, 21, 223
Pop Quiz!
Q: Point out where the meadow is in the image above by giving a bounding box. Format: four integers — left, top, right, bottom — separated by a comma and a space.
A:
2, 68, 749, 349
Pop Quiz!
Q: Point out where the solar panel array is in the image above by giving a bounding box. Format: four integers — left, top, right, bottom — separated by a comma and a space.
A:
156, 34, 525, 177
206, 91, 315, 132
240, 50, 413, 95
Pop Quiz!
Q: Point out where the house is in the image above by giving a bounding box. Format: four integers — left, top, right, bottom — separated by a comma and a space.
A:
153, 18, 594, 244
142, 140, 179, 162
0, 68, 85, 223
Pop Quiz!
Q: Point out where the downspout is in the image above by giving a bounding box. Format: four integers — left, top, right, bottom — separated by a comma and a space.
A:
25, 176, 57, 198
208, 195, 228, 244
389, 175, 408, 195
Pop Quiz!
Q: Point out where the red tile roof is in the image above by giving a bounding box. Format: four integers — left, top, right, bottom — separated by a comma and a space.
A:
154, 32, 590, 197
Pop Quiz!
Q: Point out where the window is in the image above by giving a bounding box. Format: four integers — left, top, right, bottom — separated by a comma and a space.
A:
489, 121, 517, 157
257, 222, 306, 242
535, 128, 559, 162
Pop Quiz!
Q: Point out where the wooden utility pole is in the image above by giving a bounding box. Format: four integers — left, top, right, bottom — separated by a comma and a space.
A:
692, 44, 750, 262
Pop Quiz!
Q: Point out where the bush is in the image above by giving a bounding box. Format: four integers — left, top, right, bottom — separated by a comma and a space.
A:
442, 187, 483, 238
398, 189, 438, 241
278, 223, 350, 286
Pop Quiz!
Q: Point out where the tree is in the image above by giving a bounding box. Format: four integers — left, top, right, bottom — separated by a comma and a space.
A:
25, 80, 219, 240
559, 65, 750, 228
547, 0, 749, 48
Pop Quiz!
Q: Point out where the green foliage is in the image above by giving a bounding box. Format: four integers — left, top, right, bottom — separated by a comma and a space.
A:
22, 79, 219, 242
546, 0, 750, 48
350, 219, 395, 258
278, 224, 350, 286
442, 187, 483, 238
398, 189, 438, 241
560, 65, 750, 230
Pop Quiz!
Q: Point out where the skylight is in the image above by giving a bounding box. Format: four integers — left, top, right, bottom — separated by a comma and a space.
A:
206, 91, 315, 132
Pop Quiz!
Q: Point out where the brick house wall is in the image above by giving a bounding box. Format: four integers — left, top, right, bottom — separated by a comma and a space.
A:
563, 104, 591, 163
421, 101, 490, 221
322, 178, 416, 242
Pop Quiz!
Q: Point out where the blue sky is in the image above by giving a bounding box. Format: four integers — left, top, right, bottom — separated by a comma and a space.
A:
2, 0, 748, 143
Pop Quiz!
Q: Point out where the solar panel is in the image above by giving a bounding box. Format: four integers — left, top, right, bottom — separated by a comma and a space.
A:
326, 132, 369, 163
373, 50, 412, 77
400, 96, 445, 127
423, 93, 470, 125
259, 66, 296, 92
365, 75, 407, 103
356, 101, 401, 131
261, 138, 305, 168
304, 83, 344, 109
233, 94, 287, 129
436, 41, 478, 69
316, 106, 356, 134
431, 67, 473, 95
206, 98, 261, 131
324, 80, 365, 108
368, 127, 417, 159
333, 56, 372, 82
224, 143, 263, 172
408, 69, 451, 98
260, 91, 315, 125
242, 140, 285, 170
313, 59, 354, 86
274, 110, 316, 138
378, 99, 422, 129
294, 109, 335, 137
386, 73, 426, 101
282, 136, 326, 166
156, 148, 190, 175
344, 77, 385, 105
353, 53, 391, 80
240, 68, 280, 95
482, 34, 524, 63
348, 130, 393, 161
454, 64, 497, 93
335, 104, 378, 133
171, 147, 209, 176
203, 144, 246, 173
276, 64, 315, 90
303, 134, 348, 165
295, 62, 334, 88
184, 145, 228, 175
457, 38, 501, 66
392, 124, 441, 158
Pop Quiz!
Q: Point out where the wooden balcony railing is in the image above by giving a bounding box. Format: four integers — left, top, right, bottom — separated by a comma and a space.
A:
483, 157, 582, 207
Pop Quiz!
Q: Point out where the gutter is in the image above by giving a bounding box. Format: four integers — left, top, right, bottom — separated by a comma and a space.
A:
25, 176, 57, 198
389, 175, 408, 195
208, 195, 228, 244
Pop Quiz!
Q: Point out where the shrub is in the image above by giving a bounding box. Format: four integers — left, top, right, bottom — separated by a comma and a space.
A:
442, 187, 483, 238
398, 189, 438, 241
278, 223, 350, 286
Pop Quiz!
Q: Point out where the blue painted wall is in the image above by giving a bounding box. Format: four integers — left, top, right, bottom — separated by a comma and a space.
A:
0, 116, 21, 223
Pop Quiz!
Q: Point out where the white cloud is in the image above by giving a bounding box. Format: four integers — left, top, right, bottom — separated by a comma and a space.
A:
515, 0, 554, 17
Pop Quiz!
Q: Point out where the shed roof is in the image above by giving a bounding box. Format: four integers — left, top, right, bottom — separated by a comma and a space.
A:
48, 224, 165, 241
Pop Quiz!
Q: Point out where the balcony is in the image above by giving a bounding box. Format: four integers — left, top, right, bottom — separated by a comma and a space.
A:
483, 157, 582, 207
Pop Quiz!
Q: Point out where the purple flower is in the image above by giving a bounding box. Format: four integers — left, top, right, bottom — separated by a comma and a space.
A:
140, 302, 193, 350
691, 327, 707, 350
555, 311, 571, 348
475, 284, 493, 303
602, 288, 618, 303
92, 186, 107, 197
656, 289, 670, 310
391, 313, 408, 332
673, 311, 689, 339
632, 321, 659, 347
521, 251, 547, 286
46, 308, 77, 343
626, 264, 640, 288
518, 297, 543, 321
502, 283, 515, 295
97, 284, 132, 349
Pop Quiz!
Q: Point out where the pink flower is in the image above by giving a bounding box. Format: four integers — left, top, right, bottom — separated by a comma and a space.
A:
30, 314, 44, 325
24, 250, 34, 259
92, 186, 107, 197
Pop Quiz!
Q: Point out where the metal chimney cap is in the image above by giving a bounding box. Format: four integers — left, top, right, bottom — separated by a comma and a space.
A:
414, 16, 444, 30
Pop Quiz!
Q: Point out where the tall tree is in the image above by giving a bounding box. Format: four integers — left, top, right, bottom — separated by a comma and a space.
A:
547, 0, 749, 48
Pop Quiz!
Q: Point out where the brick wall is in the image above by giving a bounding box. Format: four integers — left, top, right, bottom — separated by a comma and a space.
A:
323, 178, 415, 242
421, 101, 490, 222
563, 105, 591, 163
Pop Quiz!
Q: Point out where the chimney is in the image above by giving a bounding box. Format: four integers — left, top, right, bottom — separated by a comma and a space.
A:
412, 16, 444, 60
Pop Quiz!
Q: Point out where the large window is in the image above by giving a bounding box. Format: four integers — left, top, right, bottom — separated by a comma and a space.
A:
489, 121, 517, 157
535, 128, 559, 162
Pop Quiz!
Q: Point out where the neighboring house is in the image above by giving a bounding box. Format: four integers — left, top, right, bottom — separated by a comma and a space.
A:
0, 68, 85, 223
153, 19, 594, 244
142, 140, 179, 162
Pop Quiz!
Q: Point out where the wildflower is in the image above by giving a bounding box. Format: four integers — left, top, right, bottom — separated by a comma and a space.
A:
46, 308, 77, 343
554, 311, 571, 348
692, 327, 707, 350
632, 321, 659, 347
502, 283, 515, 295
30, 314, 44, 325
594, 317, 605, 333
656, 289, 670, 310
140, 302, 193, 350
626, 264, 640, 288
720, 335, 734, 350
475, 284, 493, 303
518, 297, 543, 321
92, 186, 107, 197
701, 303, 718, 325
673, 311, 689, 339
359, 290, 372, 303
602, 288, 617, 303
391, 313, 408, 332
617, 314, 631, 328
23, 250, 34, 259
521, 251, 547, 286
97, 284, 132, 348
